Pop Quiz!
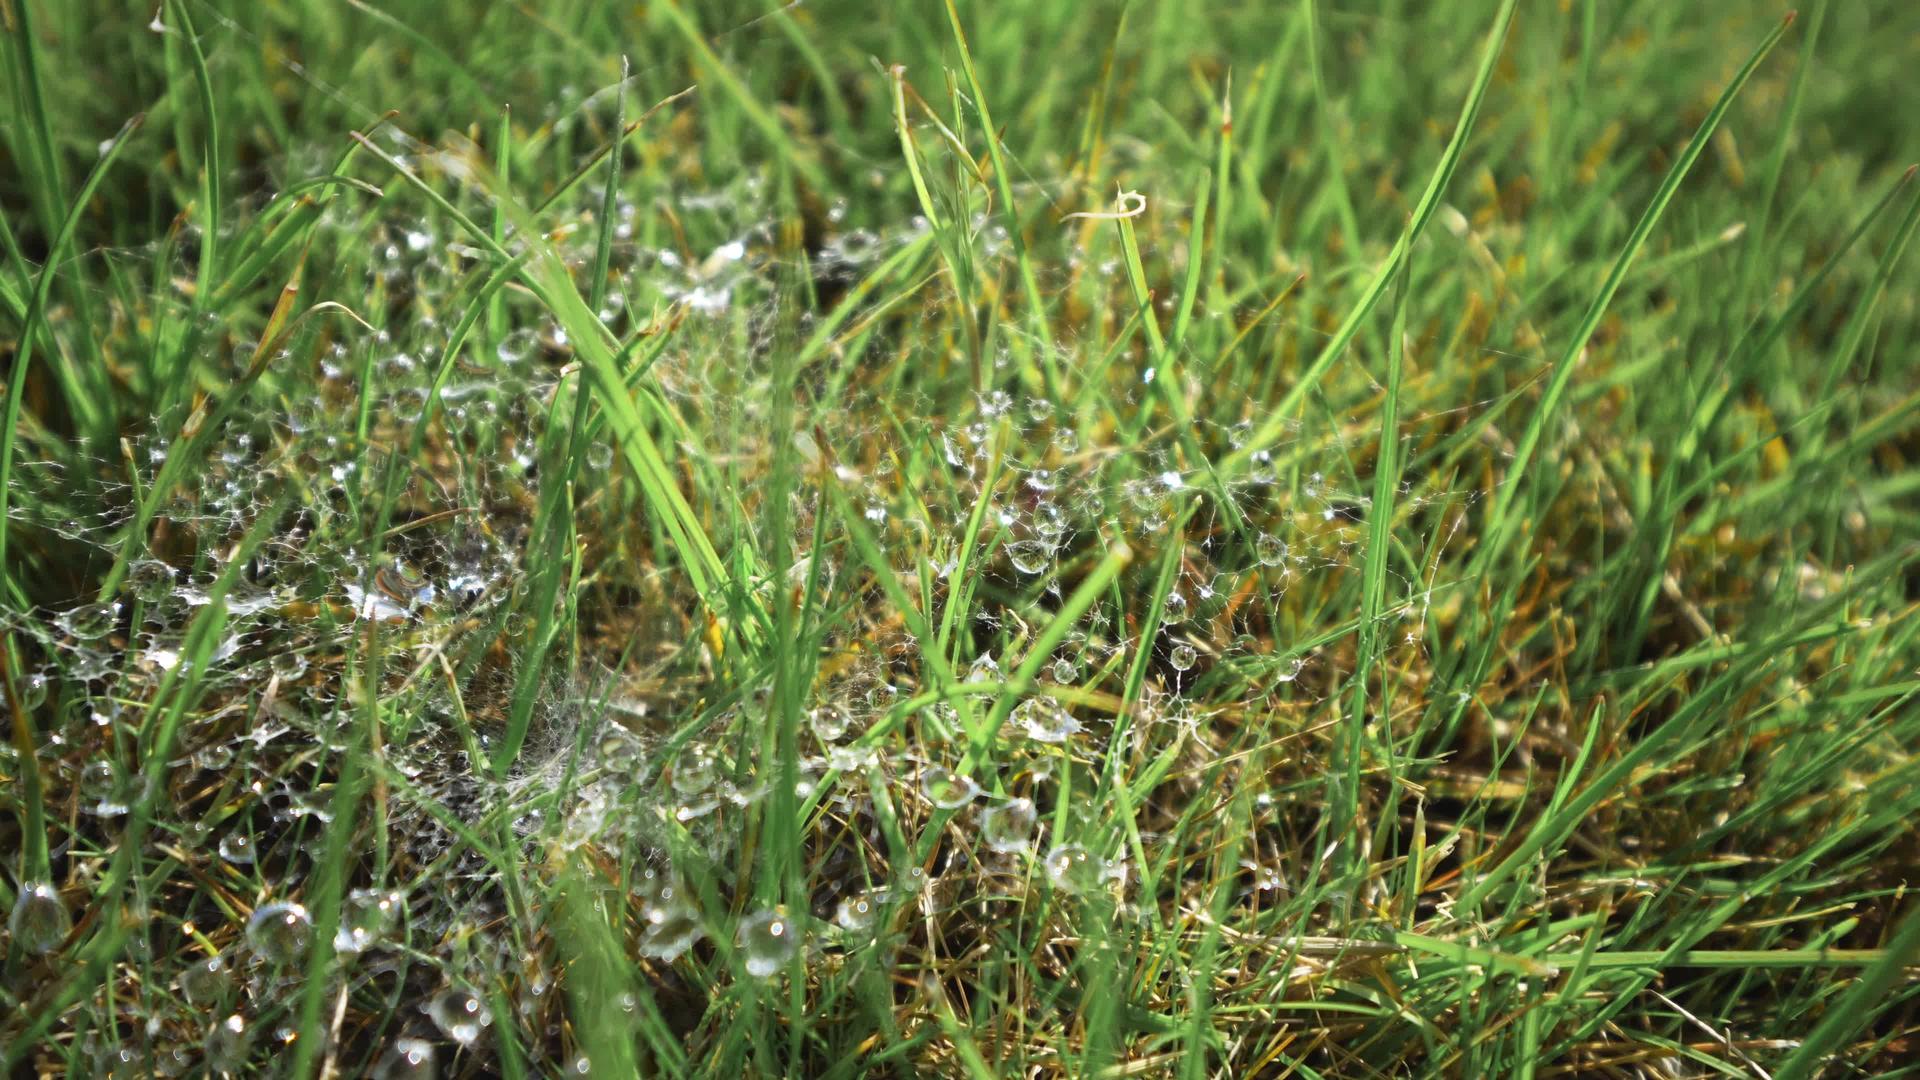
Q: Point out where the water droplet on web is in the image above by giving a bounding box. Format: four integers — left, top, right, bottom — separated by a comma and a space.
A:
634, 864, 675, 907
18, 672, 47, 710
427, 985, 493, 1046
827, 743, 878, 771
1244, 859, 1289, 894
179, 953, 230, 1004
205, 1013, 250, 1072
737, 907, 800, 978
1163, 590, 1188, 622
8, 882, 71, 955
1006, 539, 1051, 575
1257, 533, 1289, 568
334, 889, 403, 955
372, 1037, 435, 1080
291, 789, 334, 824
897, 865, 930, 895
217, 833, 256, 865
129, 559, 176, 603
1044, 844, 1110, 894
81, 760, 129, 817
496, 328, 538, 365
1014, 698, 1080, 743
1168, 643, 1198, 672
834, 888, 887, 933
920, 767, 980, 809
245, 902, 312, 965
155, 1046, 193, 1077
1049, 657, 1079, 684
96, 1044, 143, 1079
980, 798, 1038, 854
585, 440, 614, 470
389, 387, 430, 424
58, 602, 120, 642
835, 229, 879, 264
1033, 503, 1069, 544
808, 704, 852, 743
639, 901, 705, 961
669, 747, 718, 796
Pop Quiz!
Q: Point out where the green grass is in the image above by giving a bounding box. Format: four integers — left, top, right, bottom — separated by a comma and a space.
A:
4, 0, 1919, 1076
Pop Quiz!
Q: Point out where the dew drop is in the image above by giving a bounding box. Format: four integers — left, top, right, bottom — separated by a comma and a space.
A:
78, 759, 129, 817
245, 901, 312, 965
827, 744, 878, 771
334, 889, 403, 955
18, 672, 47, 710
1163, 590, 1188, 622
427, 985, 493, 1047
217, 833, 256, 865
496, 328, 538, 365
1044, 844, 1110, 894
1013, 698, 1080, 744
8, 882, 70, 955
808, 704, 852, 744
980, 798, 1038, 855
179, 953, 229, 1004
1168, 643, 1198, 672
737, 907, 799, 978
669, 747, 717, 796
204, 1013, 250, 1073
58, 602, 120, 642
1006, 539, 1052, 575
898, 865, 930, 895
154, 1046, 194, 1077
920, 767, 981, 810
1256, 533, 1289, 568
638, 902, 704, 961
129, 559, 177, 603
97, 1044, 143, 1079
372, 1037, 436, 1080
833, 889, 886, 933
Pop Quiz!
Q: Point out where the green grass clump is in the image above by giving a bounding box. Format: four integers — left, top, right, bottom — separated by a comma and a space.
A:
4, 1, 1919, 1076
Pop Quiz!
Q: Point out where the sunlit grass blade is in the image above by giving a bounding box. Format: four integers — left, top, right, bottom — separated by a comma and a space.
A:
1223, 0, 1518, 477
1476, 11, 1796, 565
0, 112, 144, 582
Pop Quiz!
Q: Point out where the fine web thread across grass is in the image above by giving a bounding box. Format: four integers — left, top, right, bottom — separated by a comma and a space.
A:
3, 0, 1920, 1077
